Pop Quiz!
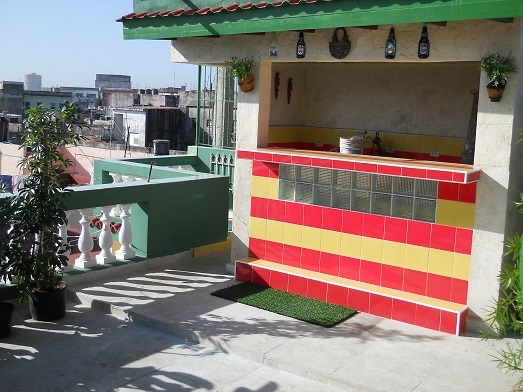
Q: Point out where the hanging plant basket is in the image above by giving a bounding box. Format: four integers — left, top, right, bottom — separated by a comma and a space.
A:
227, 57, 255, 93
480, 51, 518, 103
486, 80, 506, 102
238, 72, 255, 93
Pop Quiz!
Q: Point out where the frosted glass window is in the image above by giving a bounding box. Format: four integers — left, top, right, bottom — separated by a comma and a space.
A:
277, 163, 437, 223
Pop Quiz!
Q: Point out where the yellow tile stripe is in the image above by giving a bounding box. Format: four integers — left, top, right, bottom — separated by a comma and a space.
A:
251, 175, 279, 199
252, 175, 475, 230
268, 126, 465, 156
436, 199, 475, 229
238, 258, 467, 313
249, 216, 471, 281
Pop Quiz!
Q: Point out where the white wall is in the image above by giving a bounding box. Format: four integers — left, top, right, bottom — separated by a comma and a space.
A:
269, 62, 479, 137
112, 110, 147, 147
0, 143, 25, 175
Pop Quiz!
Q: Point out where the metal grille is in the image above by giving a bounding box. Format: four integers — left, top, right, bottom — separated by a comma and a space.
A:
197, 66, 237, 149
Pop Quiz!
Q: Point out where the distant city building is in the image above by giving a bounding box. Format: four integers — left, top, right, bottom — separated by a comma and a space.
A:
111, 107, 193, 151
53, 87, 99, 110
95, 74, 132, 90
103, 89, 178, 108
24, 90, 73, 111
0, 81, 24, 116
24, 73, 42, 91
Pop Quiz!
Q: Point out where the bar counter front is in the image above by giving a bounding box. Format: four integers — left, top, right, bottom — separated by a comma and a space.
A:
236, 147, 480, 335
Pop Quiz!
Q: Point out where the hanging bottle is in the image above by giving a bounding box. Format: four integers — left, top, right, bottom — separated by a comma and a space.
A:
269, 41, 279, 57
418, 25, 430, 59
384, 27, 396, 59
296, 32, 306, 59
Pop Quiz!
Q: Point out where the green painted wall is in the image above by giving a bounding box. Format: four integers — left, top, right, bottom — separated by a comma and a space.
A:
64, 174, 229, 258
193, 146, 235, 210
85, 152, 229, 257
124, 0, 523, 39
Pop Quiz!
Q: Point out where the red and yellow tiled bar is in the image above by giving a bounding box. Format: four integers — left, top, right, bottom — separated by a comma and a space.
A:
236, 148, 480, 335
268, 126, 466, 163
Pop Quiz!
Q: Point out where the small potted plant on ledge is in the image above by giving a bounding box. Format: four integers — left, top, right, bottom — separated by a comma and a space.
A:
480, 51, 518, 102
227, 56, 255, 93
0, 102, 85, 321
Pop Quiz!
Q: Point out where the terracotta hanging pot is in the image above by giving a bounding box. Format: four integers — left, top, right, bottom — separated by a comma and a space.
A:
486, 80, 506, 102
238, 72, 255, 93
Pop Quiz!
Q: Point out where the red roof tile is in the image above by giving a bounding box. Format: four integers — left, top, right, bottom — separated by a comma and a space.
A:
119, 0, 318, 21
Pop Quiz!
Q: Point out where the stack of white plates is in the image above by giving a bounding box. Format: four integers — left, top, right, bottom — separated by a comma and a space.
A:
340, 136, 364, 154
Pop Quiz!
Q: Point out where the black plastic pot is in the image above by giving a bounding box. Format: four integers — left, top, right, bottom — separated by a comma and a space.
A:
0, 302, 14, 338
28, 282, 67, 322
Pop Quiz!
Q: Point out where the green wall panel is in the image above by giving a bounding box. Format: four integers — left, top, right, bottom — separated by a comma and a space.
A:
63, 175, 229, 258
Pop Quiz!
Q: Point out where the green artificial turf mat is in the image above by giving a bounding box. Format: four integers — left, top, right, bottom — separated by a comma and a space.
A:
211, 282, 357, 327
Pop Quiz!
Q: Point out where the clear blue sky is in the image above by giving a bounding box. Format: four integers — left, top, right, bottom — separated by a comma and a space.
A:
1, 1, 198, 89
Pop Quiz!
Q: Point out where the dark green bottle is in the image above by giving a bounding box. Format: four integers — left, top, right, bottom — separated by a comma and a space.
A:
385, 27, 396, 59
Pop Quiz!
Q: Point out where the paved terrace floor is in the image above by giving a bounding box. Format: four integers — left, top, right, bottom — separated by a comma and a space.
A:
1, 250, 521, 391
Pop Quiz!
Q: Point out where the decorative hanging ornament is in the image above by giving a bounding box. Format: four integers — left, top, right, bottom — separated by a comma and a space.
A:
329, 28, 351, 59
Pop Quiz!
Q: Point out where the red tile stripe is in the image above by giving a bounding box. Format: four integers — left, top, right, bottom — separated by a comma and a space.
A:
240, 149, 480, 184
248, 237, 468, 305
437, 182, 476, 203
235, 261, 466, 335
250, 198, 473, 255
268, 142, 462, 164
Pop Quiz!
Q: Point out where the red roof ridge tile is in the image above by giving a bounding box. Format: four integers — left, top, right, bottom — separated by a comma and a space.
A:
120, 0, 318, 21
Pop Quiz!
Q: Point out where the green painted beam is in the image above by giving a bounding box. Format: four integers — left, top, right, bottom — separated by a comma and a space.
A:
122, 0, 523, 40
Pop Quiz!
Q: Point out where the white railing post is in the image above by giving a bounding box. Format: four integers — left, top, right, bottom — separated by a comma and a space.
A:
115, 204, 136, 260
59, 211, 74, 272
75, 208, 96, 268
96, 206, 117, 265
109, 172, 123, 217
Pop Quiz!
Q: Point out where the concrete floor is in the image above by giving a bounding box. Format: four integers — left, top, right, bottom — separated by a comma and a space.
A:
1, 250, 521, 391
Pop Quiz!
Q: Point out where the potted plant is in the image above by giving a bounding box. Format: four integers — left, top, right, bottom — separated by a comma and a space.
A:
0, 182, 15, 337
480, 51, 518, 102
227, 57, 255, 92
0, 102, 85, 321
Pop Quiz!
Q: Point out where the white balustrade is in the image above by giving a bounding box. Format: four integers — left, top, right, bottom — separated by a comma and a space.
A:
75, 208, 96, 268
36, 200, 138, 272
109, 172, 123, 217
115, 204, 136, 260
96, 206, 117, 265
